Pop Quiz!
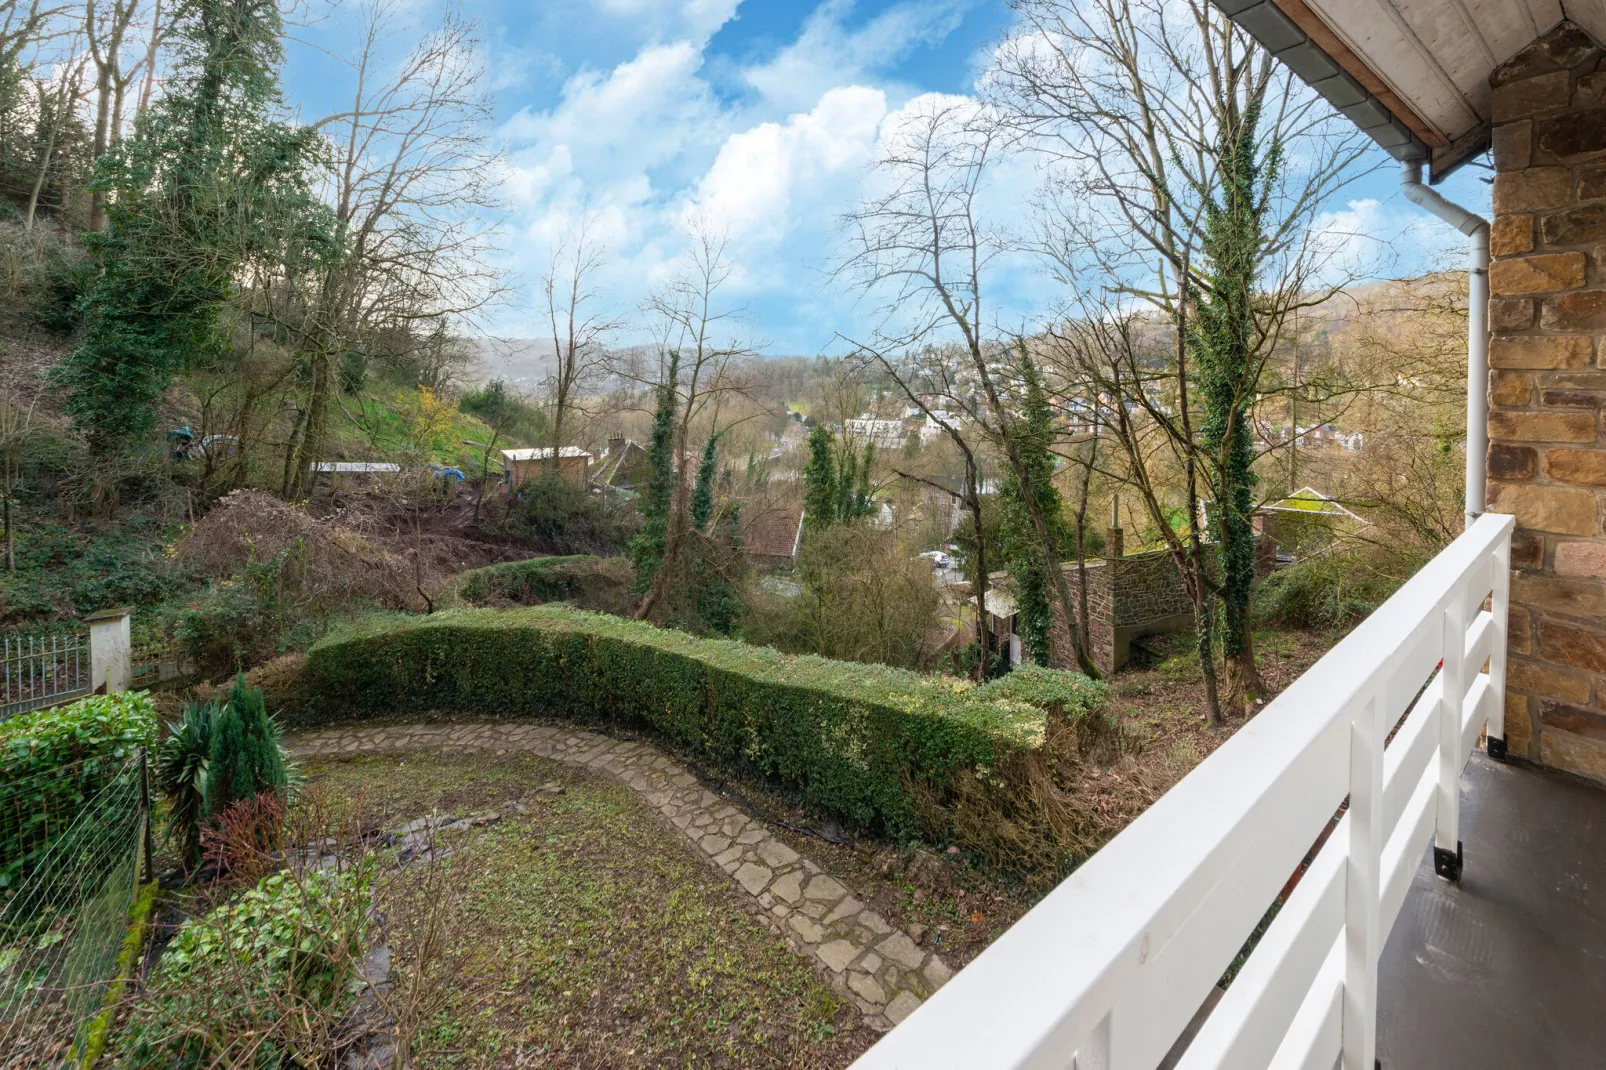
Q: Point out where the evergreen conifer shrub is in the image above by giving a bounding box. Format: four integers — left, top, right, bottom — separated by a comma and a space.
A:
202, 674, 287, 820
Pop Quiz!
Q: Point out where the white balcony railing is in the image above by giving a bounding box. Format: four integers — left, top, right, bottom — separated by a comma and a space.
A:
852, 511, 1514, 1070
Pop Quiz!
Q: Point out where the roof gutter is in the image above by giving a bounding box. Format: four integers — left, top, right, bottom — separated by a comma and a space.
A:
1400, 160, 1489, 528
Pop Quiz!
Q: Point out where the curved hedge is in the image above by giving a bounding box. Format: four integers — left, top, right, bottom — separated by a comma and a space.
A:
436, 555, 635, 615
305, 606, 1055, 845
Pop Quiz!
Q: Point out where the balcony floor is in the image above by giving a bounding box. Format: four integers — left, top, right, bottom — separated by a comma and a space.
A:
1378, 751, 1606, 1068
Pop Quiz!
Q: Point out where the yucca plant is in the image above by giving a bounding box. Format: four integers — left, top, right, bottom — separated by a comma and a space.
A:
156, 699, 217, 869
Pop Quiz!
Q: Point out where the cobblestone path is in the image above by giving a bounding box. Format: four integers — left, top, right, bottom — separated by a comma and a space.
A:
286, 721, 953, 1031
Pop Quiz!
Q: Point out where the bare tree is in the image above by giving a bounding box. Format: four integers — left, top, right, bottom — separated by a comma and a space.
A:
990, 0, 1370, 715
84, 0, 143, 229
0, 388, 36, 572
837, 97, 1094, 675
542, 217, 622, 464
24, 39, 86, 229
633, 220, 761, 623
280, 0, 505, 496
131, 0, 162, 118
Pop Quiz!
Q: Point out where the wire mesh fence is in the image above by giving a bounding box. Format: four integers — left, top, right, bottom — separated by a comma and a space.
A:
0, 631, 91, 722
0, 752, 150, 1068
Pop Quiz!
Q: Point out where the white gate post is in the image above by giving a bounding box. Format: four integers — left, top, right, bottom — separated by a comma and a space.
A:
86, 607, 132, 695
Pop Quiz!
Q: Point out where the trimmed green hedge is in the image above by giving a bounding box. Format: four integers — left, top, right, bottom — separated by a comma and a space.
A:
305, 606, 1048, 842
972, 665, 1107, 720
437, 555, 635, 614
1, 691, 158, 893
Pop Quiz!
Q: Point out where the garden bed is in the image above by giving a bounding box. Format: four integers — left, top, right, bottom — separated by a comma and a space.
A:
301, 749, 875, 1068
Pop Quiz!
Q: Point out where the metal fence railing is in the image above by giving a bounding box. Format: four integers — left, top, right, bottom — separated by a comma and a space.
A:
1, 632, 91, 722
131, 641, 194, 692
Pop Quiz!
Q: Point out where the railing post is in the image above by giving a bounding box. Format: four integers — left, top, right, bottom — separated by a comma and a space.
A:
86, 607, 133, 695
139, 746, 154, 885
1435, 592, 1467, 882
1487, 534, 1512, 760
1343, 686, 1385, 1070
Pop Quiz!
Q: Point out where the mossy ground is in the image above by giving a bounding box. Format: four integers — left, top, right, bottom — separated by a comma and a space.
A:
302, 751, 873, 1069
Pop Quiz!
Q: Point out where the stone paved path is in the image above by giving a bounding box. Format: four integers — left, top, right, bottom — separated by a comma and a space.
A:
287, 721, 953, 1030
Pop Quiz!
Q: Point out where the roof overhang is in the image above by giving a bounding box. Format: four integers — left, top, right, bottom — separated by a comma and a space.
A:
1212, 1, 1606, 182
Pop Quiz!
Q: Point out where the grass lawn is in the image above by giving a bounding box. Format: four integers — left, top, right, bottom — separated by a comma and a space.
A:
301, 751, 874, 1069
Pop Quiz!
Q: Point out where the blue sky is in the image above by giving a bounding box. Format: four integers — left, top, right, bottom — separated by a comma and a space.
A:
283, 0, 1494, 355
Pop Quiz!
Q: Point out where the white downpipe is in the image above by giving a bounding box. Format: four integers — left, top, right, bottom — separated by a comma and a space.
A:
1400, 160, 1489, 528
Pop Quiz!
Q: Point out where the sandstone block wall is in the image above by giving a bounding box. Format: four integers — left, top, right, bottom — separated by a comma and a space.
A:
1486, 22, 1606, 780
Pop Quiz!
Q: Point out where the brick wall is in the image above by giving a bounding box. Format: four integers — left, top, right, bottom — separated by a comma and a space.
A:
1486, 22, 1606, 780
1047, 547, 1207, 676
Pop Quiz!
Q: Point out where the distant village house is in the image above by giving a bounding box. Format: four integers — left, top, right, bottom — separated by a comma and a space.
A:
501, 446, 592, 489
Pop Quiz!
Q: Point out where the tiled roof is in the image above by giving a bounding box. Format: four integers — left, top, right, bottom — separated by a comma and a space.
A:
742, 504, 804, 560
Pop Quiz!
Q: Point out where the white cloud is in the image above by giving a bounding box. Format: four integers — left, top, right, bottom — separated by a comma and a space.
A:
592, 0, 742, 44
1306, 197, 1465, 285
686, 85, 888, 245
501, 42, 714, 169
744, 0, 971, 114
484, 1, 1004, 350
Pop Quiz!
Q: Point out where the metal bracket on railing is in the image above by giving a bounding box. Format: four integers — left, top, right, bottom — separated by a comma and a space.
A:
1486, 736, 1508, 761
1432, 841, 1464, 883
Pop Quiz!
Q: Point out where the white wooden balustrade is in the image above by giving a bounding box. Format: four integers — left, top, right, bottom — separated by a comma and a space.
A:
851, 511, 1514, 1070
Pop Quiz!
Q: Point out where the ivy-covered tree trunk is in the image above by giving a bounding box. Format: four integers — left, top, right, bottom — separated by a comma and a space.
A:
691, 432, 720, 534
1192, 91, 1275, 717
801, 424, 836, 531
54, 0, 334, 466
997, 345, 1091, 674
632, 352, 679, 618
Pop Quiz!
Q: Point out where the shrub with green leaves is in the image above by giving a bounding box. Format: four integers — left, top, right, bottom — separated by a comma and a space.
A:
971, 664, 1107, 720
973, 665, 1114, 763
0, 691, 157, 893
439, 554, 635, 614
112, 861, 373, 1068
155, 699, 216, 868
204, 675, 288, 820
1255, 541, 1430, 632
306, 606, 1058, 847
507, 474, 638, 555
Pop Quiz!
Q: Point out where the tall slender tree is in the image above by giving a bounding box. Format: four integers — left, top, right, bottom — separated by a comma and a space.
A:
55, 0, 334, 457
802, 423, 836, 531
998, 347, 1067, 665
1193, 88, 1277, 707
630, 350, 678, 595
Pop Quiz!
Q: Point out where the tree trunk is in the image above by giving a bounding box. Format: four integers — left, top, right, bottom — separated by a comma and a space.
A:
1073, 439, 1095, 666
135, 0, 162, 119
965, 462, 991, 680
279, 403, 306, 498
1193, 580, 1221, 723
1005, 441, 1094, 676
89, 61, 111, 230
3, 496, 13, 572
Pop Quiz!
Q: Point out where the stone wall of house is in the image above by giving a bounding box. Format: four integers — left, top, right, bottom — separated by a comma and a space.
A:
1047, 546, 1205, 676
1048, 559, 1116, 675
1485, 22, 1606, 780
1043, 530, 1279, 676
